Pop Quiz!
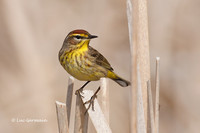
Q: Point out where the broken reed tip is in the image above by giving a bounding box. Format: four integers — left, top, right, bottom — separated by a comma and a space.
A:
55, 101, 65, 105
69, 76, 75, 81
156, 57, 160, 60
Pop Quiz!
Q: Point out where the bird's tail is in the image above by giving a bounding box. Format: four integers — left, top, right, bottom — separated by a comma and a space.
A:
107, 71, 131, 87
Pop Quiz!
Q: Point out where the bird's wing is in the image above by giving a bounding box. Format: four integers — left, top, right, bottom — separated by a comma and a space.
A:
88, 46, 114, 71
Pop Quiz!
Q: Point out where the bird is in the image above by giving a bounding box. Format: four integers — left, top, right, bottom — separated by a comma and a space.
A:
59, 29, 130, 111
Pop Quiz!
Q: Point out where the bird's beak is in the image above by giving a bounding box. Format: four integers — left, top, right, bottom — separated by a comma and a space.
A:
88, 35, 98, 39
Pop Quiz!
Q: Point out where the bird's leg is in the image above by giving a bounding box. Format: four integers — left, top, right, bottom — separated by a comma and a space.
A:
75, 81, 91, 97
84, 86, 101, 114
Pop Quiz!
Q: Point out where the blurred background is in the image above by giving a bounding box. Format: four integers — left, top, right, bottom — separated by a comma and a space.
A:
0, 0, 199, 133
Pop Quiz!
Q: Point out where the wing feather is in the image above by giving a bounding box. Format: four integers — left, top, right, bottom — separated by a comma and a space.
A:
88, 46, 114, 71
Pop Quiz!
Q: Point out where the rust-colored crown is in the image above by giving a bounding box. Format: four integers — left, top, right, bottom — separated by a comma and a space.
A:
68, 29, 90, 36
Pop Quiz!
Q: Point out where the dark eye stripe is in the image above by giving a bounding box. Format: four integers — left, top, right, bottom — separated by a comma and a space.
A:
74, 35, 84, 39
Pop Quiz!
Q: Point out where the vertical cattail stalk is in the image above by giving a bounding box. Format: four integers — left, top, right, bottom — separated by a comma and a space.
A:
66, 76, 74, 126
55, 101, 69, 133
74, 94, 88, 133
126, 0, 137, 132
155, 57, 160, 133
100, 78, 109, 123
136, 65, 147, 133
127, 0, 150, 132
147, 80, 155, 133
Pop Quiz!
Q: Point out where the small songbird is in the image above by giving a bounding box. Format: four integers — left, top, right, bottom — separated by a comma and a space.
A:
59, 29, 130, 111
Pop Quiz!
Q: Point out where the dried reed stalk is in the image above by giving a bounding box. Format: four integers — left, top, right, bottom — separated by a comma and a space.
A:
147, 80, 155, 133
74, 93, 88, 133
127, 0, 150, 132
66, 76, 74, 126
100, 78, 109, 123
81, 90, 112, 133
136, 65, 147, 133
126, 0, 137, 132
56, 101, 69, 133
155, 57, 160, 133
74, 88, 111, 133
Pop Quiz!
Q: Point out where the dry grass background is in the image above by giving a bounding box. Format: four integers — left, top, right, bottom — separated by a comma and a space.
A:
0, 0, 199, 133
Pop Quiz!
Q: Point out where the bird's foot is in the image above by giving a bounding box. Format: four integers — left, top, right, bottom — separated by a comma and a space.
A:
75, 81, 91, 98
84, 87, 100, 114
75, 87, 84, 98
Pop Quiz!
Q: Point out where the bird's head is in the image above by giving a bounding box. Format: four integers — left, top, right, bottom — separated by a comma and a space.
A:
64, 29, 98, 46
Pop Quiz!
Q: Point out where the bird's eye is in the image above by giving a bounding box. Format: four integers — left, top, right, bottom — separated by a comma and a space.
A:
74, 35, 82, 39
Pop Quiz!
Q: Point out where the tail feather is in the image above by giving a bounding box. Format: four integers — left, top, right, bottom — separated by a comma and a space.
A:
107, 71, 130, 87
112, 77, 131, 87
